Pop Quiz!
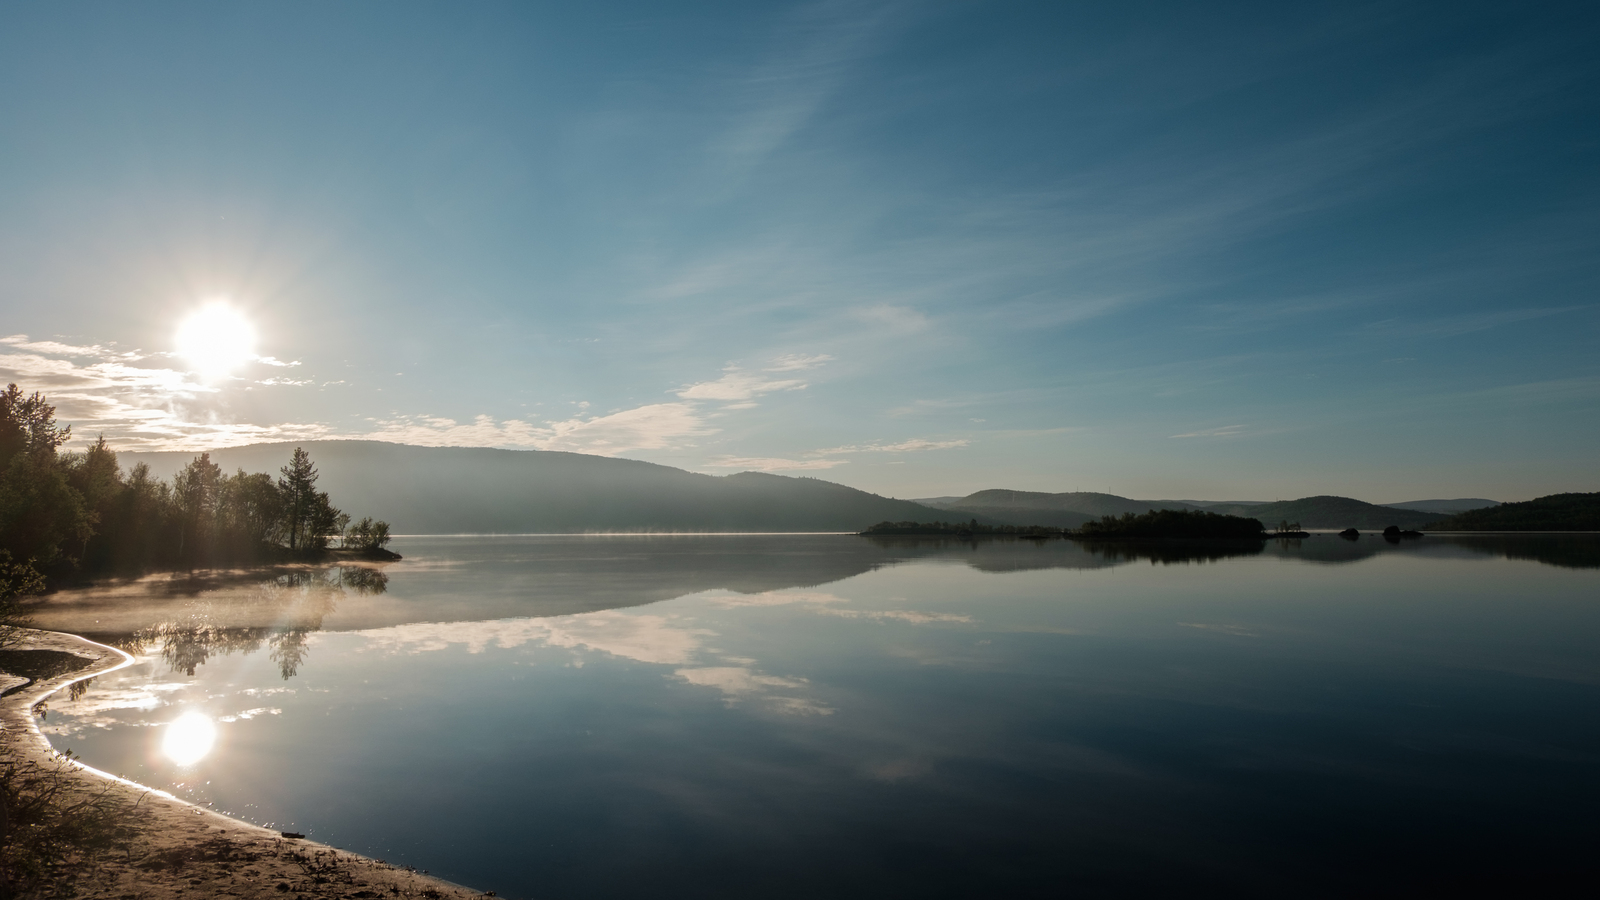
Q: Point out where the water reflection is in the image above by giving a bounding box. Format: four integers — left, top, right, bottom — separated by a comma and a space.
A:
1078, 539, 1266, 565
35, 533, 1600, 897
869, 533, 1600, 570
162, 711, 216, 765
1465, 533, 1600, 569
1261, 532, 1600, 568
44, 535, 1600, 691
98, 565, 387, 681
859, 535, 1244, 570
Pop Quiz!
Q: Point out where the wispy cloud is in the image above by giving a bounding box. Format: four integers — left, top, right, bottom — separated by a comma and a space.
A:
372, 356, 835, 457
766, 353, 833, 372
710, 0, 899, 180
852, 304, 929, 333
676, 366, 809, 402
0, 335, 136, 359
703, 435, 967, 471
812, 438, 968, 454
703, 456, 848, 471
1170, 425, 1247, 439
363, 402, 714, 455
6, 336, 829, 457
0, 343, 336, 451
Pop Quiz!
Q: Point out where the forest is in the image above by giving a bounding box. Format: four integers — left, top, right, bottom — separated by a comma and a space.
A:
1074, 509, 1267, 539
0, 384, 392, 604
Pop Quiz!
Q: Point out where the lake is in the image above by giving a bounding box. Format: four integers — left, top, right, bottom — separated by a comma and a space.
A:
38, 534, 1600, 898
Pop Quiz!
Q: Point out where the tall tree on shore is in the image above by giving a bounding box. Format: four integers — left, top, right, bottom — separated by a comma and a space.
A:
279, 447, 319, 552
173, 452, 223, 564
221, 470, 287, 552
277, 447, 341, 553
0, 385, 90, 568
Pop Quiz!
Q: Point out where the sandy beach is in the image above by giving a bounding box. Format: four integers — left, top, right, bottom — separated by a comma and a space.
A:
0, 629, 491, 899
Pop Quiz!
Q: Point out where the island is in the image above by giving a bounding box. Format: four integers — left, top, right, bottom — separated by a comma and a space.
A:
1074, 509, 1267, 539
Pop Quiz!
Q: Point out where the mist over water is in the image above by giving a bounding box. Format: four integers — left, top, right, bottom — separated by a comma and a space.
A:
41, 534, 1600, 898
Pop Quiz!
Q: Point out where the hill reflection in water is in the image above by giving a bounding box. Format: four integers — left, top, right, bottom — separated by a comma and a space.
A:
34, 531, 1600, 897
40, 533, 1600, 682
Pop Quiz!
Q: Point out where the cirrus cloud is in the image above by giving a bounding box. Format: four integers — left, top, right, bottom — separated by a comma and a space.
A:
676, 366, 809, 402
361, 402, 715, 455
703, 456, 849, 471
811, 438, 969, 454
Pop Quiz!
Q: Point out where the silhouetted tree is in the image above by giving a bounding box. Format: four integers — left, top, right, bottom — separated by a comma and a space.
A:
1, 387, 389, 578
279, 447, 322, 552
0, 385, 90, 568
172, 453, 223, 565
346, 517, 392, 551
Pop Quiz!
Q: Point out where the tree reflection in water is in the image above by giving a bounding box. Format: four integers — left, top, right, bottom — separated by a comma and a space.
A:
1078, 539, 1267, 565
128, 565, 387, 681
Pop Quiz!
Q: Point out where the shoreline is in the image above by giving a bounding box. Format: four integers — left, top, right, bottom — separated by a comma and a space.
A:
1, 629, 489, 899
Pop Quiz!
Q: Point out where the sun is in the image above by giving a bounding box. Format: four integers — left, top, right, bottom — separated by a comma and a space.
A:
162, 711, 217, 766
176, 302, 256, 377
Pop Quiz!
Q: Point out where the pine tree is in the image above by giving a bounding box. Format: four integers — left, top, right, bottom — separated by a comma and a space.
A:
278, 447, 320, 552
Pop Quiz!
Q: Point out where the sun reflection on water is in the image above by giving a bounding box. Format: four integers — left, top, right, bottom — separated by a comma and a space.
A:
162, 712, 216, 766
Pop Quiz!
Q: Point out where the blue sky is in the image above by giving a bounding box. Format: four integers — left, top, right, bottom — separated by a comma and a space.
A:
1, 1, 1596, 502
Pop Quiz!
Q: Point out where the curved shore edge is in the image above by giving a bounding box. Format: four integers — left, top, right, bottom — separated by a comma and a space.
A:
2, 628, 490, 899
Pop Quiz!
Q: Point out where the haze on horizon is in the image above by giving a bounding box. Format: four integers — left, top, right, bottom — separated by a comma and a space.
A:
1, 1, 1596, 504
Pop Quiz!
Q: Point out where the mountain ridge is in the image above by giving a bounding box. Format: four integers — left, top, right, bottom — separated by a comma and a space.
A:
1425, 493, 1600, 531
1381, 498, 1499, 514
117, 441, 990, 534
919, 489, 1444, 530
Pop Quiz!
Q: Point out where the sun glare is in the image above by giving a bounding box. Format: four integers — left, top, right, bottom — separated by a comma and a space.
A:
176, 302, 256, 377
162, 711, 217, 766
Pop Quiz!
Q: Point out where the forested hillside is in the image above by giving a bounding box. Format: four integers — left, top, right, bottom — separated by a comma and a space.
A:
913, 489, 1194, 528
122, 441, 976, 534
920, 488, 1437, 530
1205, 496, 1435, 530
1426, 493, 1600, 531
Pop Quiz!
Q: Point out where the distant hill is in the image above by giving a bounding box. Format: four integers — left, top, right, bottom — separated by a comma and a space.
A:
910, 496, 968, 510
1178, 499, 1273, 509
914, 488, 1450, 531
1426, 493, 1600, 531
1207, 496, 1436, 530
117, 441, 984, 534
914, 489, 1195, 528
1383, 498, 1499, 515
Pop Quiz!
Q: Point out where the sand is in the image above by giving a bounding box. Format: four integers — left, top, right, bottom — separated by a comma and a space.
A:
0, 629, 493, 899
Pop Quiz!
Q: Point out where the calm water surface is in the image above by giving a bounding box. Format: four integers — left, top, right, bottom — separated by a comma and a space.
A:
43, 535, 1600, 897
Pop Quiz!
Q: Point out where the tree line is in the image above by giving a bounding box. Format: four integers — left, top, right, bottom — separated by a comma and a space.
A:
0, 384, 393, 599
1075, 509, 1266, 539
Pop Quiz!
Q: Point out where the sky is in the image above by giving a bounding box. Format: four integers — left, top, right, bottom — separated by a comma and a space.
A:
1, 1, 1597, 503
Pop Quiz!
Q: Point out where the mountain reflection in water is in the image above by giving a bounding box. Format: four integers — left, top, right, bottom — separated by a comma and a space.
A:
33, 533, 1600, 898
43, 533, 1599, 685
